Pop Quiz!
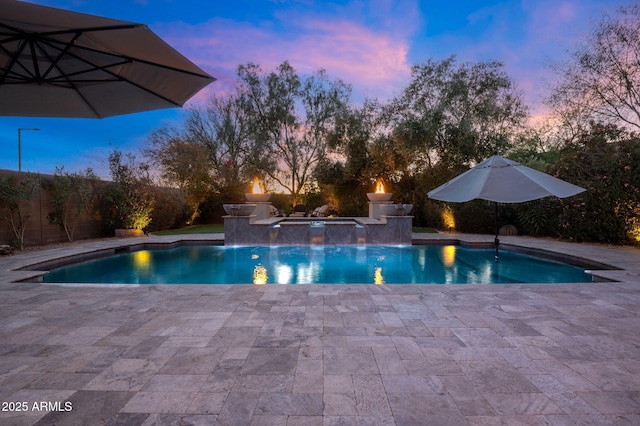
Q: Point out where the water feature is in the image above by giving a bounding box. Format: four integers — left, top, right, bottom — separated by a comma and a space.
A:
309, 221, 325, 246
269, 224, 280, 245
355, 224, 367, 246
223, 177, 413, 245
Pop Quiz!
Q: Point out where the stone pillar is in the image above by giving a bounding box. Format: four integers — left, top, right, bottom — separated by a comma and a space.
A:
368, 201, 392, 220
252, 202, 272, 220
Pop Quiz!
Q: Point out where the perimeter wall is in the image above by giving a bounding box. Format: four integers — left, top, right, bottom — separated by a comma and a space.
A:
0, 169, 107, 247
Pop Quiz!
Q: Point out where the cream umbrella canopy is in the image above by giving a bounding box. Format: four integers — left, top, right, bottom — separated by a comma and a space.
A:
0, 0, 214, 118
428, 154, 586, 260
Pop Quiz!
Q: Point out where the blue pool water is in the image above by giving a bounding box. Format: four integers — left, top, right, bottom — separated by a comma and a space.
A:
42, 245, 593, 285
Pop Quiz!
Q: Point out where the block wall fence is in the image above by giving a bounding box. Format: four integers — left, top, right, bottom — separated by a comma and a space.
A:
1, 169, 107, 248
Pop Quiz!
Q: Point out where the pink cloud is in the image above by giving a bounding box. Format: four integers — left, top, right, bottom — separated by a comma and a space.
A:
156, 10, 413, 104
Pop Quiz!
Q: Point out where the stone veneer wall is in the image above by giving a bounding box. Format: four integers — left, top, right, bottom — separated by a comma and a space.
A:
224, 216, 412, 246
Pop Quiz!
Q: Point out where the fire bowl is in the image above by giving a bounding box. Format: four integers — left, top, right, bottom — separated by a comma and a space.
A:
379, 203, 413, 216
223, 203, 257, 216
245, 193, 272, 202
367, 192, 393, 202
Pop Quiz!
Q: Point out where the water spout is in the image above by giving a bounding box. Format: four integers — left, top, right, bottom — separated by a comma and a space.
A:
310, 221, 325, 246
355, 224, 367, 247
269, 224, 280, 246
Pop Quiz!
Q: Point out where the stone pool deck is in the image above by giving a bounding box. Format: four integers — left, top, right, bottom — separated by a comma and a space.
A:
0, 233, 639, 425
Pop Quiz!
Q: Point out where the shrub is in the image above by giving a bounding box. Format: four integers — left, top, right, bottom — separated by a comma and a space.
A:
549, 123, 640, 244
0, 173, 39, 249
103, 150, 154, 231
44, 167, 98, 241
149, 187, 190, 231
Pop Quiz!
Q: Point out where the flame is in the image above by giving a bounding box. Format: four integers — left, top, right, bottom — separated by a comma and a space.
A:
375, 178, 385, 194
251, 177, 264, 194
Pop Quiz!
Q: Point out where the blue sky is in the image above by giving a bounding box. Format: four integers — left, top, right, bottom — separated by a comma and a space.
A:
0, 0, 629, 178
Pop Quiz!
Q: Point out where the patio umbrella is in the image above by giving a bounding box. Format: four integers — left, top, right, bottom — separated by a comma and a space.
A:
0, 0, 214, 118
428, 154, 586, 260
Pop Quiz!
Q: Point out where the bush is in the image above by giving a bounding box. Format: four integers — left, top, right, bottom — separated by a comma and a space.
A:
513, 198, 562, 236
44, 167, 98, 241
0, 173, 39, 249
103, 150, 154, 231
149, 187, 190, 231
549, 123, 640, 244
452, 200, 496, 234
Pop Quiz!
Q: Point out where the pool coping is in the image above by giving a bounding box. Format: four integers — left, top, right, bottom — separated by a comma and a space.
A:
1, 232, 637, 284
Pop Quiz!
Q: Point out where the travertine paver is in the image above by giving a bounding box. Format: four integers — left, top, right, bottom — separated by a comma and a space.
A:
0, 233, 639, 425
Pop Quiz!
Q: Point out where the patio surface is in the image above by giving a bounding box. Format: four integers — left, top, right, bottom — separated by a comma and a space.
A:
0, 233, 639, 425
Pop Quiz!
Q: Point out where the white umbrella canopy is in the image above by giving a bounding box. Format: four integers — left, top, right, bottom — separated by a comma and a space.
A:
428, 154, 586, 203
0, 0, 214, 118
428, 154, 586, 261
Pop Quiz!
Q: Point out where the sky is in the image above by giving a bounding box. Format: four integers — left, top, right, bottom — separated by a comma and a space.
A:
0, 0, 632, 178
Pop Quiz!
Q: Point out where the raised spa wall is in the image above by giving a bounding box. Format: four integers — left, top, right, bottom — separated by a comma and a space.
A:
224, 215, 412, 246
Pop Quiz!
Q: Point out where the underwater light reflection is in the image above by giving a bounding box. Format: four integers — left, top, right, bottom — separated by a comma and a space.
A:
253, 264, 268, 285
442, 245, 456, 267
374, 267, 385, 284
276, 264, 293, 284
133, 250, 151, 271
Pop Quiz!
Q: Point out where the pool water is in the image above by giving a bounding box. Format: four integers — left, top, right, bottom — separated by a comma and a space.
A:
42, 245, 593, 285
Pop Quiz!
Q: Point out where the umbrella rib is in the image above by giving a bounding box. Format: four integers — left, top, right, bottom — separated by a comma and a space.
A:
0, 11, 214, 117
39, 32, 83, 83
1, 23, 213, 81
3, 23, 212, 80
40, 38, 185, 112
35, 37, 130, 86
71, 41, 213, 80
0, 23, 140, 39
27, 38, 42, 81
5, 34, 181, 109
31, 36, 103, 117
0, 37, 36, 84
31, 34, 209, 106
57, 50, 183, 107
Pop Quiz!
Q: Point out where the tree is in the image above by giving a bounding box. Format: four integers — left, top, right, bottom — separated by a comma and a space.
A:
189, 94, 265, 194
324, 99, 388, 181
549, 4, 640, 133
387, 56, 528, 167
146, 124, 213, 223
103, 150, 154, 231
315, 100, 391, 215
237, 61, 351, 205
45, 167, 98, 242
0, 173, 39, 249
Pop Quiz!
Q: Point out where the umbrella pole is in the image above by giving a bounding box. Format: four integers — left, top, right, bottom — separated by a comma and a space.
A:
494, 202, 500, 262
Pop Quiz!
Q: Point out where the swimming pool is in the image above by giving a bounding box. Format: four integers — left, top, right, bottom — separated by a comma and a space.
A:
42, 245, 594, 285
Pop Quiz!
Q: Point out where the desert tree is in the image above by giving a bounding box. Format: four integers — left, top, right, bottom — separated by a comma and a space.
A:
147, 124, 214, 223
387, 55, 528, 167
237, 61, 351, 205
549, 4, 640, 134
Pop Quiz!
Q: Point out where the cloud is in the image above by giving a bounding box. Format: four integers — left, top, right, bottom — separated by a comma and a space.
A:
418, 0, 625, 117
155, 2, 416, 103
